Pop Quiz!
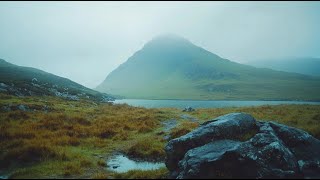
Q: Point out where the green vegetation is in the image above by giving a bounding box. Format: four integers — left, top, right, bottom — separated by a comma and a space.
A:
0, 59, 112, 101
1, 93, 320, 178
96, 35, 320, 101
126, 138, 166, 161
0, 94, 167, 178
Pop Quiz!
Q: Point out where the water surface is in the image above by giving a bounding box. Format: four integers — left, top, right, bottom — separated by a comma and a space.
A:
106, 154, 165, 173
114, 99, 320, 108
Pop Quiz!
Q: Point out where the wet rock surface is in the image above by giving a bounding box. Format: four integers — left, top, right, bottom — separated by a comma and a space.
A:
165, 113, 320, 179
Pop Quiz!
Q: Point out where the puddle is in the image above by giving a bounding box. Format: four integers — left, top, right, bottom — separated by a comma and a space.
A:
106, 154, 165, 173
0, 175, 8, 179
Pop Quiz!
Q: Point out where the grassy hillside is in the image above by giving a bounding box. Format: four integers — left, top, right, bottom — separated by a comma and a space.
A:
96, 35, 320, 101
0, 94, 320, 178
0, 59, 113, 101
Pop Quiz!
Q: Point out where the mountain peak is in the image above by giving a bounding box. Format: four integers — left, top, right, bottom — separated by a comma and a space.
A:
143, 34, 193, 50
151, 33, 189, 42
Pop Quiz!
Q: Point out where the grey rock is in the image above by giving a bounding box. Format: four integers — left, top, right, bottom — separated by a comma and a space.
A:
165, 113, 320, 179
165, 113, 256, 172
0, 83, 8, 88
182, 106, 195, 112
1, 105, 11, 111
31, 78, 38, 82
17, 104, 29, 111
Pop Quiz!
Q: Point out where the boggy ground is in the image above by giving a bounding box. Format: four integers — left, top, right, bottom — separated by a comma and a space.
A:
0, 93, 320, 179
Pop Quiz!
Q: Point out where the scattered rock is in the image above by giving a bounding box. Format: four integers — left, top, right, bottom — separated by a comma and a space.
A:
31, 78, 38, 82
182, 106, 195, 112
1, 105, 11, 112
17, 104, 29, 111
0, 83, 8, 88
165, 113, 320, 179
0, 83, 8, 92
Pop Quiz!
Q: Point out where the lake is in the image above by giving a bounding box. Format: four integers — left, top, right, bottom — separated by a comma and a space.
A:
113, 99, 320, 108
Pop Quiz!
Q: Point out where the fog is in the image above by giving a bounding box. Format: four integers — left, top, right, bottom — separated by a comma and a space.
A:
0, 1, 319, 88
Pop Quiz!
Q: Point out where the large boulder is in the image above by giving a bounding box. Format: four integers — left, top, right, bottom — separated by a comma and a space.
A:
165, 113, 320, 179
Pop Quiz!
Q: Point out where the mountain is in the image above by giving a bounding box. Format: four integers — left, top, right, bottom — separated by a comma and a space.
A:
0, 59, 114, 102
96, 34, 320, 101
246, 57, 320, 77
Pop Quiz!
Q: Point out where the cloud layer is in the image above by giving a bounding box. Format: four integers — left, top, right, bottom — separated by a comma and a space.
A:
0, 1, 319, 88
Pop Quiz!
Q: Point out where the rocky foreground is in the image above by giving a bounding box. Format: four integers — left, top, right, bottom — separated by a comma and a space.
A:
165, 113, 320, 179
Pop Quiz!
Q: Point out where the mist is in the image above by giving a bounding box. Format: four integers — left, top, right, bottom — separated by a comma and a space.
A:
0, 1, 319, 88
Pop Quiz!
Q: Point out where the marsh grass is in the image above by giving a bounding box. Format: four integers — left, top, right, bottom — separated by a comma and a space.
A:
126, 138, 166, 161
189, 105, 320, 139
1, 94, 320, 178
0, 95, 166, 178
169, 121, 199, 140
113, 167, 169, 179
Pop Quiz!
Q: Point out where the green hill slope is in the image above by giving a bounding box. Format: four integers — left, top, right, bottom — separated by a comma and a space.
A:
0, 59, 113, 102
96, 34, 320, 101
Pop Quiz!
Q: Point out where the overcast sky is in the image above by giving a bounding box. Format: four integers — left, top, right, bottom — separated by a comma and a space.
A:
1, 1, 320, 88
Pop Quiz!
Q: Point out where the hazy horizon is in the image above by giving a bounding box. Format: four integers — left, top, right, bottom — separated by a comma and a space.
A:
1, 1, 320, 88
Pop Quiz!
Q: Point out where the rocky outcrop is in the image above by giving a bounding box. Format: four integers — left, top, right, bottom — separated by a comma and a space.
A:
0, 80, 115, 103
165, 113, 320, 179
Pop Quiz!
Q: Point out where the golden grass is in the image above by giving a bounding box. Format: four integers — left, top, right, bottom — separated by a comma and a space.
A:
113, 167, 169, 179
91, 172, 109, 179
169, 121, 199, 140
188, 105, 320, 139
1, 94, 320, 178
0, 95, 167, 178
126, 138, 166, 161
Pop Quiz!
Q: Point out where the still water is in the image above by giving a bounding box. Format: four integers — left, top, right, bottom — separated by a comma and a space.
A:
114, 99, 320, 109
107, 154, 165, 173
